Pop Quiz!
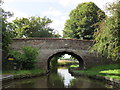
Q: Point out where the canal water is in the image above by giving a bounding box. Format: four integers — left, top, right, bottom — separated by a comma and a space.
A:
2, 67, 115, 89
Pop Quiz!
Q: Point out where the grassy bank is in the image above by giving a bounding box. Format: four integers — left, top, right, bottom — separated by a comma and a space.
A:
2, 69, 45, 78
58, 60, 79, 66
70, 64, 120, 81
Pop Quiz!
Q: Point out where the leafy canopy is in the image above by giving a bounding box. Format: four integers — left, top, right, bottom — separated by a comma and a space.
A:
92, 0, 120, 61
9, 16, 60, 38
63, 2, 105, 40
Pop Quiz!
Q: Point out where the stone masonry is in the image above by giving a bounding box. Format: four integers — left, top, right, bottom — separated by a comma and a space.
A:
10, 38, 114, 71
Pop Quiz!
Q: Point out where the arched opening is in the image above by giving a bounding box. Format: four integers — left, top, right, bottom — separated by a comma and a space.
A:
47, 51, 84, 71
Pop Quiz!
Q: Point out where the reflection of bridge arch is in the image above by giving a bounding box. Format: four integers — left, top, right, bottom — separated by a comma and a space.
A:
47, 51, 84, 71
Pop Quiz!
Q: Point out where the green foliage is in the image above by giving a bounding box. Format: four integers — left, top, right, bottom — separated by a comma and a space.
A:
2, 9, 13, 52
10, 46, 38, 70
10, 50, 24, 63
63, 2, 105, 40
9, 16, 60, 38
50, 56, 59, 68
58, 60, 79, 66
1, 7, 14, 71
92, 0, 120, 61
3, 69, 45, 76
100, 69, 120, 75
22, 46, 38, 69
70, 65, 79, 68
14, 69, 44, 75
74, 64, 120, 80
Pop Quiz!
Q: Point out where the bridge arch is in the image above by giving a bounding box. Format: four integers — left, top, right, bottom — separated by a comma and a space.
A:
47, 51, 84, 71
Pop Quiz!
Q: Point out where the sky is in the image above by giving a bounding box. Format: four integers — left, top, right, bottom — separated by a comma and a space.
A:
2, 0, 115, 36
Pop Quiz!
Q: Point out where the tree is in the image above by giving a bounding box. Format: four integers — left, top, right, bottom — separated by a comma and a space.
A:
9, 16, 60, 38
92, 0, 120, 61
2, 8, 13, 53
63, 2, 105, 40
1, 1, 14, 70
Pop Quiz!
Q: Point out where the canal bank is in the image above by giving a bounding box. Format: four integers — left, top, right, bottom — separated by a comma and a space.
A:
68, 64, 120, 89
2, 69, 47, 82
2, 67, 116, 89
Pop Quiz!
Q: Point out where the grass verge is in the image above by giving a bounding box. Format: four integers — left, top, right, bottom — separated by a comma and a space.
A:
58, 60, 79, 66
70, 65, 79, 68
71, 64, 120, 81
2, 69, 45, 76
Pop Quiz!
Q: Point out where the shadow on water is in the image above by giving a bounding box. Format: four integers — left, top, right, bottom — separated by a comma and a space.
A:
2, 67, 116, 89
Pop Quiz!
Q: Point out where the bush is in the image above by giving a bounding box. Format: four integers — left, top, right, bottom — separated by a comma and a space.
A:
10, 51, 24, 70
10, 51, 24, 63
22, 46, 38, 70
9, 46, 38, 70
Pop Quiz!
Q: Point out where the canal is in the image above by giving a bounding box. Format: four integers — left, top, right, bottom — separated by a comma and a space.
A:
2, 67, 115, 89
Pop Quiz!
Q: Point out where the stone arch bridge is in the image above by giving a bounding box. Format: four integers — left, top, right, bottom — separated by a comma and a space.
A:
11, 38, 113, 71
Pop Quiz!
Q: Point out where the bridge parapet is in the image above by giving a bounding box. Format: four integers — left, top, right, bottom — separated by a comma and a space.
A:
10, 38, 114, 71
11, 38, 93, 50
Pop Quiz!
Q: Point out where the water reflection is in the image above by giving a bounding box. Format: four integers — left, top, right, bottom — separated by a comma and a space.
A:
47, 69, 64, 88
47, 67, 75, 88
2, 67, 115, 89
57, 68, 74, 87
